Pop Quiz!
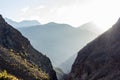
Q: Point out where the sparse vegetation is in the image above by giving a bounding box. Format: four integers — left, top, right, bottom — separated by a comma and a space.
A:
0, 70, 18, 80
0, 15, 57, 80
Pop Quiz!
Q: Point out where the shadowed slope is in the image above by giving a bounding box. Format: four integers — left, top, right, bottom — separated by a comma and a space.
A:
67, 18, 120, 80
0, 15, 57, 80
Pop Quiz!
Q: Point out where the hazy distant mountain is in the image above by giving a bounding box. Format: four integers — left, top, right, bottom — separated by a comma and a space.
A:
78, 22, 104, 34
5, 18, 103, 73
5, 18, 41, 28
17, 22, 99, 73
59, 54, 77, 73
54, 67, 65, 80
66, 18, 120, 80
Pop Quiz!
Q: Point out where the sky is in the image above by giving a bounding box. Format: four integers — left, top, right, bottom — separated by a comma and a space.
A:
0, 0, 120, 30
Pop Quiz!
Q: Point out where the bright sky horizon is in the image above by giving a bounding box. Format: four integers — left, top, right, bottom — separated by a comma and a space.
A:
0, 0, 120, 30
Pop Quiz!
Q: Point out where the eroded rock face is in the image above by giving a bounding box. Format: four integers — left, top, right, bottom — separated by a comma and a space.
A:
0, 15, 57, 80
66, 18, 120, 80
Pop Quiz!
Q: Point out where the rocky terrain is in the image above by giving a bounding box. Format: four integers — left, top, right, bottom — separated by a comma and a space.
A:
0, 15, 57, 80
66, 18, 120, 80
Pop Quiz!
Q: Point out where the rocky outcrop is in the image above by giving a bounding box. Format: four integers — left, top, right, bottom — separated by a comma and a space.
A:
0, 15, 57, 80
66, 18, 120, 80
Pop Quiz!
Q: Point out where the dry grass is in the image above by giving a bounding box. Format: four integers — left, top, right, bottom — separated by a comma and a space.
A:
0, 70, 18, 80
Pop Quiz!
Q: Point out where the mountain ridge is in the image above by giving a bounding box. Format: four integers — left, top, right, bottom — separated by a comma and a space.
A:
5, 18, 41, 28
5, 18, 102, 73
66, 18, 120, 80
18, 23, 98, 70
0, 15, 57, 80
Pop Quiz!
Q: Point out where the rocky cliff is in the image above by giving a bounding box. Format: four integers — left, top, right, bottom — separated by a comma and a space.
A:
0, 15, 57, 80
66, 18, 120, 80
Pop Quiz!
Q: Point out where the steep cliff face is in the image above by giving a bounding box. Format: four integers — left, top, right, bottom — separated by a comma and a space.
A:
67, 18, 120, 80
0, 15, 57, 80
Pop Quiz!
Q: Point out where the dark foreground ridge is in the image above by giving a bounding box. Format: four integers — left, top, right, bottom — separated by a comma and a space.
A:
0, 15, 57, 80
66, 18, 120, 80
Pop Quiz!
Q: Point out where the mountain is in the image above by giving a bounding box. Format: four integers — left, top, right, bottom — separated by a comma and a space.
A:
0, 15, 57, 80
66, 18, 120, 80
59, 54, 77, 73
5, 18, 40, 28
78, 22, 104, 34
18, 22, 99, 73
54, 68, 65, 80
